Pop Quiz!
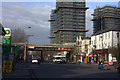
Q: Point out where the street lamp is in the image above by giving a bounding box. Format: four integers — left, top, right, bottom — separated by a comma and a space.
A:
24, 27, 34, 62
117, 28, 120, 63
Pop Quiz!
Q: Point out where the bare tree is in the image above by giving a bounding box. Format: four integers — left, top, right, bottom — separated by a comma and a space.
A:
109, 46, 118, 57
11, 28, 28, 43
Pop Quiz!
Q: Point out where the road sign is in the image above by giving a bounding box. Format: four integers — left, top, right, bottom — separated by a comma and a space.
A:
109, 61, 113, 65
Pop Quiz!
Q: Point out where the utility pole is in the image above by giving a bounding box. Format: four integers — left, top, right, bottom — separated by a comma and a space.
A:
100, 16, 104, 62
117, 28, 120, 63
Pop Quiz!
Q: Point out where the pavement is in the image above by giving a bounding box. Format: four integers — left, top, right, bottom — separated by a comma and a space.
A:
0, 65, 2, 80
2, 62, 31, 78
2, 60, 120, 79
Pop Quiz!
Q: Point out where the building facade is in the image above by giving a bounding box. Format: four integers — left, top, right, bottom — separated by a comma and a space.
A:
92, 6, 120, 33
91, 27, 120, 64
49, 0, 88, 44
75, 36, 90, 63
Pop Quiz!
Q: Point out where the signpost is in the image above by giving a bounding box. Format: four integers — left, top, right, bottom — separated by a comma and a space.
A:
2, 28, 12, 72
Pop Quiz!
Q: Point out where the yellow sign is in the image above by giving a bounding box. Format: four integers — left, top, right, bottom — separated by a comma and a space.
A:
101, 46, 104, 48
3, 61, 12, 73
84, 56, 87, 63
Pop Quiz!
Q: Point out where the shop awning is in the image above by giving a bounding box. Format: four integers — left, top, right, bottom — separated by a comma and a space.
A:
93, 49, 109, 54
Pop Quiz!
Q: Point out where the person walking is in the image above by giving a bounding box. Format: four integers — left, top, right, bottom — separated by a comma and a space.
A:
78, 59, 81, 64
98, 59, 102, 69
98, 59, 103, 70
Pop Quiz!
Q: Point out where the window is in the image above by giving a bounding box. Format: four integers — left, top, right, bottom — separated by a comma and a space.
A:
92, 41, 93, 45
99, 36, 100, 41
105, 33, 107, 39
108, 32, 110, 39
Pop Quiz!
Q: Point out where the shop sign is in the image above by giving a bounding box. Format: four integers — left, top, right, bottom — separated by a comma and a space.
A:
58, 48, 71, 51
4, 28, 11, 36
3, 61, 12, 73
88, 54, 94, 57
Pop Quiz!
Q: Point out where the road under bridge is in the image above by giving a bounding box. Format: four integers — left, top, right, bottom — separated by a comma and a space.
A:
11, 43, 75, 62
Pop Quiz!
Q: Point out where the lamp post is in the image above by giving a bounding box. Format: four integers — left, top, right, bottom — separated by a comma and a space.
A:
24, 27, 34, 62
117, 28, 120, 63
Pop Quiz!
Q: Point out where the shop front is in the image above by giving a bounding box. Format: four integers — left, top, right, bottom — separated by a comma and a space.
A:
93, 49, 109, 63
88, 53, 94, 63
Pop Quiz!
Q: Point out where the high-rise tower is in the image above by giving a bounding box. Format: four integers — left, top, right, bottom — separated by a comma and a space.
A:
118, 1, 120, 7
49, 0, 88, 44
92, 6, 120, 33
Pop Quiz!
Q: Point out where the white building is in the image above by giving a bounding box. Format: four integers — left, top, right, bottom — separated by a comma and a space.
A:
91, 27, 120, 63
76, 36, 91, 63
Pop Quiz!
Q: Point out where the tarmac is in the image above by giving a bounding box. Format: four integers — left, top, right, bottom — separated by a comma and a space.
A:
2, 61, 118, 79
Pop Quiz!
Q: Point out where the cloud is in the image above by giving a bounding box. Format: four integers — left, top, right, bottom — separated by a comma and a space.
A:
2, 2, 53, 44
2, 0, 120, 2
0, 2, 2, 23
86, 9, 94, 37
2, 2, 94, 43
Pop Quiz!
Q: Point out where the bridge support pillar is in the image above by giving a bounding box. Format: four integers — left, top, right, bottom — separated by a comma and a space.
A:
41, 50, 44, 62
24, 44, 27, 62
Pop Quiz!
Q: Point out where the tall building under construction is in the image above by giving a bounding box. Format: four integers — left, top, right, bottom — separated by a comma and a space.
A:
92, 6, 120, 33
118, 1, 120, 8
48, 0, 88, 44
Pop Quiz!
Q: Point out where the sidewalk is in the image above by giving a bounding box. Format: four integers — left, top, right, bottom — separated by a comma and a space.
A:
2, 62, 31, 78
70, 62, 117, 71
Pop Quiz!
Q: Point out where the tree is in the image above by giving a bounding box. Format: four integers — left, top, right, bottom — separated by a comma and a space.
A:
11, 28, 28, 43
109, 46, 118, 57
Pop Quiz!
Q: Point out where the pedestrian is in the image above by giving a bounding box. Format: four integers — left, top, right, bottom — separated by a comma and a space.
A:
19, 55, 22, 63
78, 59, 81, 64
117, 63, 120, 73
98, 59, 101, 66
98, 59, 104, 70
98, 59, 102, 69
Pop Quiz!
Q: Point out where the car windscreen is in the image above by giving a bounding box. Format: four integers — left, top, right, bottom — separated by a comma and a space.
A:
55, 57, 61, 59
32, 58, 38, 60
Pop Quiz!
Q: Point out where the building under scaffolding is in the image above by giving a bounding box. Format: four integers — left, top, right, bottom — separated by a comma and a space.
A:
92, 6, 120, 33
48, 0, 88, 44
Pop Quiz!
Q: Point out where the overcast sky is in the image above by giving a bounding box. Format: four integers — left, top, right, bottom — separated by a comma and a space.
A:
1, 1, 119, 44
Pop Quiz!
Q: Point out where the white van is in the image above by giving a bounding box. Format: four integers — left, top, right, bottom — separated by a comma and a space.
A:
53, 55, 66, 64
